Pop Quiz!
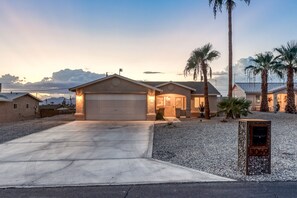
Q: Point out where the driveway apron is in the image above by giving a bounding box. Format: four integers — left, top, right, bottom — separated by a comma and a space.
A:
0, 121, 233, 187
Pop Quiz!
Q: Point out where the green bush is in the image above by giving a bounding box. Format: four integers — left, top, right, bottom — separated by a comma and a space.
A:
218, 97, 252, 119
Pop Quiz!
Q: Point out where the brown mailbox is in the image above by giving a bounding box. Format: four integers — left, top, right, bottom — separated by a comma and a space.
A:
238, 119, 271, 175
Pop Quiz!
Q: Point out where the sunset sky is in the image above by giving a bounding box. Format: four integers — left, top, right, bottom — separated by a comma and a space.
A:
0, 0, 296, 96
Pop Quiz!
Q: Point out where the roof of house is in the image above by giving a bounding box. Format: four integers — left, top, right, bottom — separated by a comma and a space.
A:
68, 74, 221, 96
234, 82, 295, 94
142, 81, 221, 95
0, 92, 42, 102
69, 74, 163, 92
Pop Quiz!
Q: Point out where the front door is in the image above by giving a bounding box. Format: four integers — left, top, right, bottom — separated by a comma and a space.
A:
164, 96, 175, 117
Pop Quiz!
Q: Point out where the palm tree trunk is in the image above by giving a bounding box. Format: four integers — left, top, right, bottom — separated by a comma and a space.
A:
285, 66, 296, 113
202, 64, 210, 119
260, 70, 269, 112
227, 0, 233, 99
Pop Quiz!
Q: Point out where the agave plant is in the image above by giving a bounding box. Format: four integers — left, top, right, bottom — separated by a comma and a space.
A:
218, 97, 252, 119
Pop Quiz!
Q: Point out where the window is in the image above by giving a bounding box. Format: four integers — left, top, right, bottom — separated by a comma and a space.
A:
256, 95, 261, 103
13, 104, 17, 109
175, 97, 182, 109
156, 97, 164, 108
26, 104, 29, 108
194, 97, 205, 108
165, 96, 171, 106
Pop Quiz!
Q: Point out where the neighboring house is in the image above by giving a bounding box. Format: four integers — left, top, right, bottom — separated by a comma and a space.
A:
233, 82, 297, 112
69, 74, 221, 121
0, 92, 42, 123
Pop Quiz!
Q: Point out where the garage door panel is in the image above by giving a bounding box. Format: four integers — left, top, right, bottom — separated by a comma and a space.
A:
86, 94, 146, 120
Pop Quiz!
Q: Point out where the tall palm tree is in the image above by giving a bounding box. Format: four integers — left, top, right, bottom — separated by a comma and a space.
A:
184, 43, 220, 119
274, 41, 297, 113
209, 0, 250, 99
245, 52, 283, 112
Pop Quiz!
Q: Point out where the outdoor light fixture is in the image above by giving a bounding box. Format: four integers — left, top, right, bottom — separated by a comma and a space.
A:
149, 95, 155, 103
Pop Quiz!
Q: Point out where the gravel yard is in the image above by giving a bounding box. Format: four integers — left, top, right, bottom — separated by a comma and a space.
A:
153, 112, 297, 181
0, 114, 75, 144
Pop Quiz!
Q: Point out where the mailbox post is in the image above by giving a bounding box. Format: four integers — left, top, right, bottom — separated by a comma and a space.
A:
238, 119, 271, 175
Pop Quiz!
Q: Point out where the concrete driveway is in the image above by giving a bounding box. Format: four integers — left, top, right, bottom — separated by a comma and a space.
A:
0, 121, 233, 187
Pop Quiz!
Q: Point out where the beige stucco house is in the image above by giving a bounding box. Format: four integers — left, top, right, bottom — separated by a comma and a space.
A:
0, 92, 41, 123
69, 74, 221, 121
233, 82, 297, 112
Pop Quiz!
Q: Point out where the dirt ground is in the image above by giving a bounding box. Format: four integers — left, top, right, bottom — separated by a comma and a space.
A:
0, 114, 75, 144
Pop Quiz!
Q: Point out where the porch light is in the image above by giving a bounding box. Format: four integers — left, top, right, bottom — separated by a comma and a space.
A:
76, 94, 83, 103
149, 95, 155, 103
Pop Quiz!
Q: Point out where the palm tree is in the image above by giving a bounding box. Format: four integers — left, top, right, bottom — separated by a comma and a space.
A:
245, 52, 283, 112
209, 0, 250, 99
274, 41, 297, 113
184, 43, 220, 119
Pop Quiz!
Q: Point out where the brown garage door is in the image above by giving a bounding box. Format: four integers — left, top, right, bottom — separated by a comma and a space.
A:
85, 94, 147, 120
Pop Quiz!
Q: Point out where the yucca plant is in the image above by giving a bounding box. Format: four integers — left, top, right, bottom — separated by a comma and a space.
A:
218, 97, 252, 119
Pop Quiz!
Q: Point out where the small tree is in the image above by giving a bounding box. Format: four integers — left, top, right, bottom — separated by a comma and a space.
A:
184, 43, 220, 119
218, 97, 252, 119
274, 41, 297, 113
245, 52, 283, 112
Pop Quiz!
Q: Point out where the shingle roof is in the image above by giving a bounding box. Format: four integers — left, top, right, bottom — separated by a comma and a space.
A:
0, 92, 42, 102
234, 82, 291, 94
142, 81, 221, 95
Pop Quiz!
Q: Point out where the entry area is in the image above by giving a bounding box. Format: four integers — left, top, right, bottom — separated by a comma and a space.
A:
85, 94, 147, 120
156, 94, 186, 117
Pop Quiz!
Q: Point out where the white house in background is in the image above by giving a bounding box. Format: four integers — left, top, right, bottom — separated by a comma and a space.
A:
233, 82, 297, 112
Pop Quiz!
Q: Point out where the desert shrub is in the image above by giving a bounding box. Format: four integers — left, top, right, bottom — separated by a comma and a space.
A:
156, 112, 164, 120
218, 97, 252, 119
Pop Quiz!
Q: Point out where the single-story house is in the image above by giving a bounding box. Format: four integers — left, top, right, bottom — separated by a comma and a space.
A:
233, 82, 297, 112
0, 92, 42, 123
69, 74, 221, 121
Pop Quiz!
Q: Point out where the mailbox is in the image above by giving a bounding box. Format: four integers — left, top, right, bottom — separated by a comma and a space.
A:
238, 119, 271, 175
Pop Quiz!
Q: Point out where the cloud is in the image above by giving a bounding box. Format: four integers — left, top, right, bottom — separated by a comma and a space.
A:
0, 74, 22, 83
0, 69, 105, 95
212, 71, 228, 76
210, 57, 255, 96
210, 57, 288, 96
143, 71, 163, 74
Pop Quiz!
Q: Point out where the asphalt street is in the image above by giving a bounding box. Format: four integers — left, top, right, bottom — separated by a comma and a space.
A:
0, 181, 297, 198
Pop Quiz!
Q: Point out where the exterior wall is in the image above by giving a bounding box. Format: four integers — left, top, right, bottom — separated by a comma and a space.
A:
146, 89, 156, 121
233, 85, 246, 98
75, 88, 85, 120
246, 94, 261, 111
75, 77, 155, 120
82, 77, 149, 94
0, 96, 39, 123
155, 84, 192, 118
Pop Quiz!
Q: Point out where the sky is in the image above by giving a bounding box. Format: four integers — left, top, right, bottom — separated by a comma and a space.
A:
0, 0, 297, 97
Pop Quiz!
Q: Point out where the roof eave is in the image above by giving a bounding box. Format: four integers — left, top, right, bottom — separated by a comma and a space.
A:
69, 74, 163, 92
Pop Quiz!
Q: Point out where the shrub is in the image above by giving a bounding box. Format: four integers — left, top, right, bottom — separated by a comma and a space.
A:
218, 97, 252, 119
156, 111, 164, 120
